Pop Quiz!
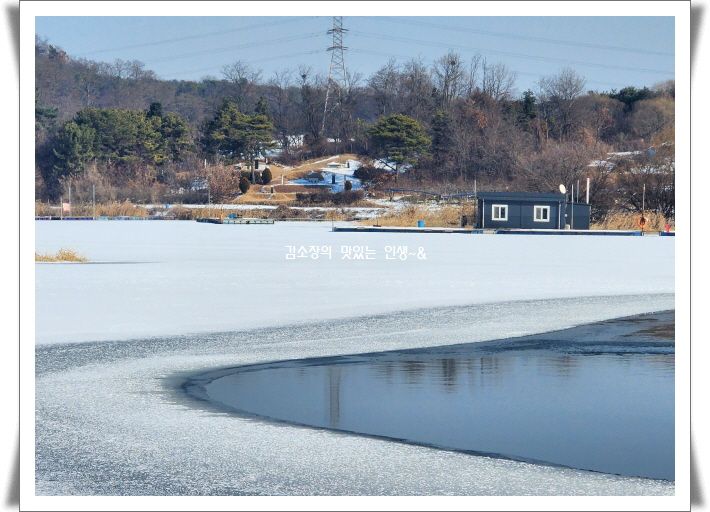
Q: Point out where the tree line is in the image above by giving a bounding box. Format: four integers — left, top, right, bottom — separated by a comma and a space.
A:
35, 37, 675, 218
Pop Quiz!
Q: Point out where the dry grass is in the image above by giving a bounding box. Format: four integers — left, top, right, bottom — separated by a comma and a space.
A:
170, 206, 245, 220
363, 204, 473, 228
592, 212, 673, 231
35, 200, 148, 217
234, 191, 297, 205
96, 202, 148, 217
35, 249, 88, 263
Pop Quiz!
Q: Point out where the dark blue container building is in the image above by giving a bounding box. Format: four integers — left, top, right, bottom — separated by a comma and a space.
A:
476, 191, 590, 230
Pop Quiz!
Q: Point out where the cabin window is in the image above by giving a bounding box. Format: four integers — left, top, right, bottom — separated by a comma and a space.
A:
492, 204, 508, 221
534, 205, 550, 222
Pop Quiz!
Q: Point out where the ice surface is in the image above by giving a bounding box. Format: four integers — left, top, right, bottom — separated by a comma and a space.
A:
35, 221, 674, 344
36, 297, 675, 496
34, 221, 675, 495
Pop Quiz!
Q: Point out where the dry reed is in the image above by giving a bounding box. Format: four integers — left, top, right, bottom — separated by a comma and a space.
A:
363, 204, 473, 228
35, 249, 88, 263
592, 211, 673, 231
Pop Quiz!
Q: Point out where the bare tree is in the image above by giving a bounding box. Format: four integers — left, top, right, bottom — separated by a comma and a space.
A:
537, 67, 586, 141
267, 69, 294, 151
480, 60, 516, 101
432, 51, 465, 108
615, 149, 675, 218
463, 54, 483, 97
368, 58, 400, 116
297, 66, 325, 143
521, 141, 597, 193
400, 58, 434, 121
629, 97, 674, 141
222, 60, 262, 110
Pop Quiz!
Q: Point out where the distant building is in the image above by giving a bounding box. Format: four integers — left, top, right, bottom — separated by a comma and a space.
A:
304, 171, 325, 184
476, 191, 590, 230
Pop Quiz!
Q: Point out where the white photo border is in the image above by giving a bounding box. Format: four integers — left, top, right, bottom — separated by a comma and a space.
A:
19, 2, 690, 510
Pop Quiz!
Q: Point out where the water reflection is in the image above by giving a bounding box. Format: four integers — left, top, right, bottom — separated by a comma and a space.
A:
202, 333, 674, 480
328, 367, 341, 428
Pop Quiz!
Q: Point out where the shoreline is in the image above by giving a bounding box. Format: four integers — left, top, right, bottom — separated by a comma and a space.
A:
36, 298, 676, 496
179, 310, 674, 482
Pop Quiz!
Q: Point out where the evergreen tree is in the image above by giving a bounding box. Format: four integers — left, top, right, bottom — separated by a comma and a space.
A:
202, 100, 274, 166
430, 110, 453, 164
255, 96, 269, 117
146, 101, 163, 118
48, 121, 95, 194
238, 176, 251, 194
367, 114, 431, 175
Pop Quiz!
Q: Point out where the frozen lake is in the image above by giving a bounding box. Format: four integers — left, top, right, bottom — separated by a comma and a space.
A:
35, 220, 674, 344
188, 312, 674, 480
34, 220, 675, 495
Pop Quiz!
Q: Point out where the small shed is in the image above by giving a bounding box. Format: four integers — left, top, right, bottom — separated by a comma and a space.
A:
304, 171, 325, 183
476, 191, 590, 230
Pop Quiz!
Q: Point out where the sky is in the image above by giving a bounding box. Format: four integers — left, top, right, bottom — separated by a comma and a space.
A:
35, 16, 675, 93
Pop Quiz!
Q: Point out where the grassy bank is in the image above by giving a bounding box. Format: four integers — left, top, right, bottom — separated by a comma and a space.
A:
592, 212, 673, 231
363, 204, 475, 228
35, 201, 148, 218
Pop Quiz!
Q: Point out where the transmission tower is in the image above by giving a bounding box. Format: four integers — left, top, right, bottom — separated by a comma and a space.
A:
321, 16, 349, 134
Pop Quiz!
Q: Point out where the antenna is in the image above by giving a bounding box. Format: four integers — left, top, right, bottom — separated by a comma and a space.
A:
559, 184, 566, 194
322, 16, 349, 135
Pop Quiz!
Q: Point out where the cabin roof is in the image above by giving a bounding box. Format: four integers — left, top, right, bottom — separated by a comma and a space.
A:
477, 191, 565, 202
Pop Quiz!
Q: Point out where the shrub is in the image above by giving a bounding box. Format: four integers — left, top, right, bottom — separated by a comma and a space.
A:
353, 166, 396, 187
261, 167, 272, 184
35, 249, 88, 262
240, 170, 260, 183
332, 190, 364, 205
344, 180, 353, 191
295, 191, 331, 204
294, 189, 364, 205
238, 177, 251, 194
353, 166, 382, 181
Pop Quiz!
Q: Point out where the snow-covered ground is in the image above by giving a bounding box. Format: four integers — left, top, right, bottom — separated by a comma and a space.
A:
289, 160, 363, 192
35, 221, 674, 345
34, 220, 675, 495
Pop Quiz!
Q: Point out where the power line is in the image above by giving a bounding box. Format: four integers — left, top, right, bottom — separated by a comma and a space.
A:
364, 16, 674, 58
165, 49, 323, 79
146, 32, 323, 64
76, 17, 319, 57
348, 48, 650, 89
350, 30, 674, 76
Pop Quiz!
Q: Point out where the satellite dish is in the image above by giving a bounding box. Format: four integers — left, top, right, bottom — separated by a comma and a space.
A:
559, 184, 567, 194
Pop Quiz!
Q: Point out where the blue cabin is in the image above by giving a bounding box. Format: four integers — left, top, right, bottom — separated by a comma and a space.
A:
476, 192, 590, 230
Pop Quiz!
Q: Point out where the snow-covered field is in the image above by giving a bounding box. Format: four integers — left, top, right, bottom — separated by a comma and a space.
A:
35, 221, 674, 344
34, 220, 675, 495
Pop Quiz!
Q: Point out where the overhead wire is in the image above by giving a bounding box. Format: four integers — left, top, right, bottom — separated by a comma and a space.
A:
146, 32, 323, 64
165, 49, 323, 78
76, 16, 320, 57
348, 48, 654, 89
362, 16, 674, 57
349, 29, 674, 76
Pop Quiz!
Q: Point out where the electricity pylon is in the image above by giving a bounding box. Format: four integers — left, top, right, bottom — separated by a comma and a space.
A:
321, 16, 349, 135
